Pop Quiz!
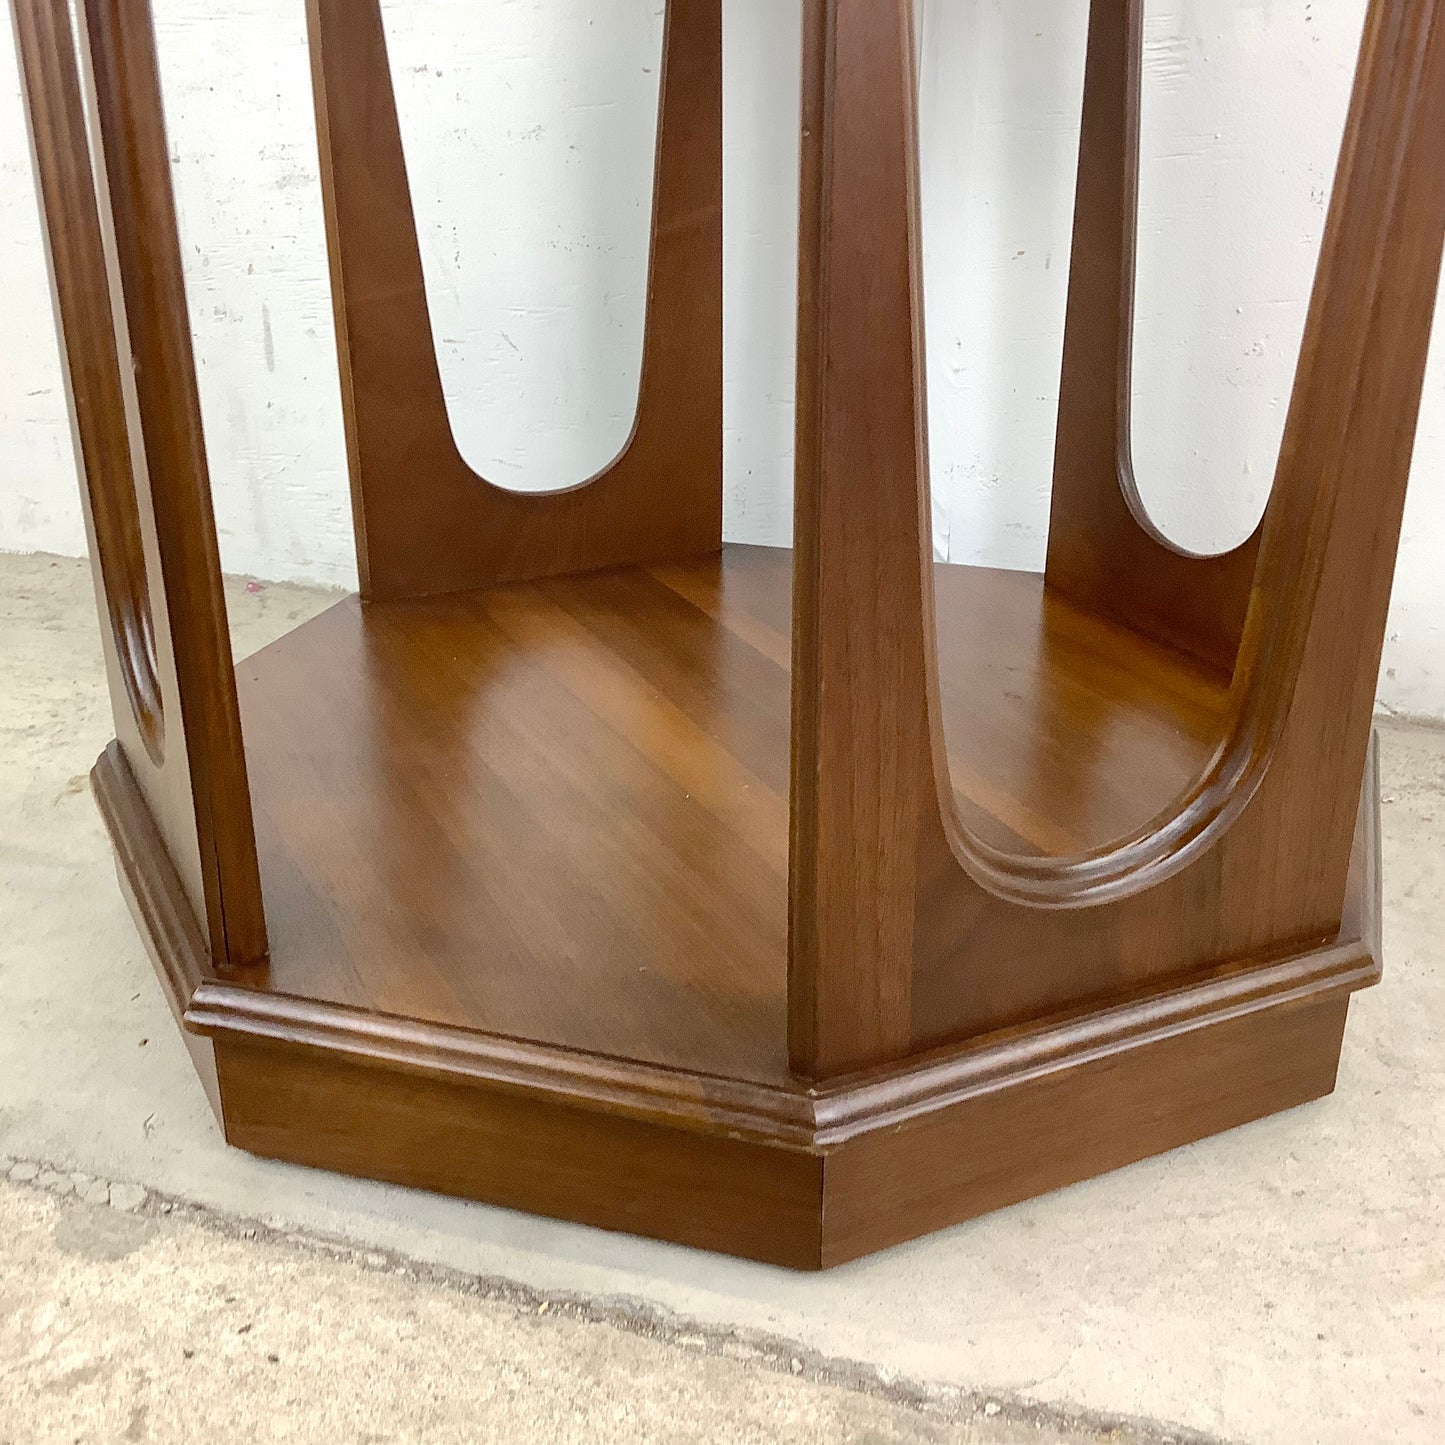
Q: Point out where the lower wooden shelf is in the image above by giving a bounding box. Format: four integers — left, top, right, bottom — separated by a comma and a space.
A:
94, 545, 1382, 1268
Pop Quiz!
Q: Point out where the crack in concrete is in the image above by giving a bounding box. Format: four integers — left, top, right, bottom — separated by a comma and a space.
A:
2, 1155, 1233, 1445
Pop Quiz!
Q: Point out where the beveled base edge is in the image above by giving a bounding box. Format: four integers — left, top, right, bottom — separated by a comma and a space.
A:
93, 736, 1384, 1270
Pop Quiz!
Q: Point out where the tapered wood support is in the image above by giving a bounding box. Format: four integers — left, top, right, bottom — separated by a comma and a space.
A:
789, 0, 939, 1078
21, 0, 1438, 1264
792, 0, 1445, 1077
1223, 0, 1445, 944
943, 0, 1438, 1037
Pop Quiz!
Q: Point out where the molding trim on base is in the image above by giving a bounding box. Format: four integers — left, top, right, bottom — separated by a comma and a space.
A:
92, 735, 1383, 1268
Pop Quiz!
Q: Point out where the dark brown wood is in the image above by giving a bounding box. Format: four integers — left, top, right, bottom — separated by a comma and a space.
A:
1220, 0, 1445, 951
33, 0, 1433, 1266
936, 568, 1230, 857
789, 0, 1445, 1077
217, 1039, 828, 1271
12, 0, 265, 969
9, 0, 162, 763
306, 0, 723, 601
1044, 0, 1261, 675
94, 741, 224, 1123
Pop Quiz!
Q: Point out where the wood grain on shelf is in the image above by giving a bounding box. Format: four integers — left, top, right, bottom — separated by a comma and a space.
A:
234, 547, 1250, 1083
95, 729, 1380, 1267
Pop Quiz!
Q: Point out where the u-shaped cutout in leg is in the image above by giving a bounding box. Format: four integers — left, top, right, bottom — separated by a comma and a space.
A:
307, 0, 723, 601
1045, 0, 1260, 676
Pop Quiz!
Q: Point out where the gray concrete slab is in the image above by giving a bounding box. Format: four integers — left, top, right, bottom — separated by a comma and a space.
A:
2, 1176, 1171, 1445
3, 551, 1443, 1445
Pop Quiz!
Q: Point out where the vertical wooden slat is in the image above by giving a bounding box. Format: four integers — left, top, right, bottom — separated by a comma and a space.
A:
12, 0, 266, 969
9, 0, 163, 763
789, 0, 934, 1078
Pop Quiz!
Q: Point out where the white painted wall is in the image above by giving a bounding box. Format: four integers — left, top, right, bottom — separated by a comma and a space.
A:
2, 1, 1442, 716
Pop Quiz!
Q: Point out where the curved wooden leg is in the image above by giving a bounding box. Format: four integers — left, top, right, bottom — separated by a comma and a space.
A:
307, 0, 723, 600
12, 0, 266, 969
791, 0, 1445, 1081
1045, 0, 1259, 676
1223, 0, 1445, 945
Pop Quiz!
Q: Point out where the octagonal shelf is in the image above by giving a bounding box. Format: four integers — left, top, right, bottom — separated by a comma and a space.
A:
95, 546, 1380, 1267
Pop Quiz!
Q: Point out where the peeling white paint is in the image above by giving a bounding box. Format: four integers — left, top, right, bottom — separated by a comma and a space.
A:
1, 0, 1442, 717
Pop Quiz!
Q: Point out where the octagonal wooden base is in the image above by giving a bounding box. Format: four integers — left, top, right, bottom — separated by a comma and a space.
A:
16, 0, 1424, 1276
92, 548, 1382, 1269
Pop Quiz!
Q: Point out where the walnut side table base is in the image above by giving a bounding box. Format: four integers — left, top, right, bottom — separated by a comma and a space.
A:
92, 580, 1383, 1268
16, 0, 1433, 1270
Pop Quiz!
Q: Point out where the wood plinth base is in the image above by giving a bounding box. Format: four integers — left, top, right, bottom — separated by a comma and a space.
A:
93, 548, 1383, 1268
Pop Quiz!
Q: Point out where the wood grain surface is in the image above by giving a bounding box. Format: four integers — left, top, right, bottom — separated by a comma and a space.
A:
94, 725, 1381, 1267
306, 0, 723, 600
232, 546, 1241, 1083
13, 0, 266, 968
1045, 0, 1261, 674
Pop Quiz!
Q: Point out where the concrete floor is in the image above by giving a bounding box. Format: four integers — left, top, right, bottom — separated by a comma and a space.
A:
2, 551, 1443, 1445
2, 1181, 1165, 1445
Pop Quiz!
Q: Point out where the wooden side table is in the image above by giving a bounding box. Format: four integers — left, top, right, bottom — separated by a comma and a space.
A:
13, 0, 1444, 1267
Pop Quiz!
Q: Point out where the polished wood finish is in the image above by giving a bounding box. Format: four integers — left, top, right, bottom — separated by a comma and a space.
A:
23, 0, 1436, 1264
231, 547, 1238, 1086
217, 1038, 829, 1271
790, 0, 939, 1076
791, 0, 1445, 1074
1045, 0, 1260, 674
91, 718, 1381, 1267
937, 567, 1231, 857
12, 0, 265, 969
823, 995, 1353, 1267
306, 0, 723, 600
